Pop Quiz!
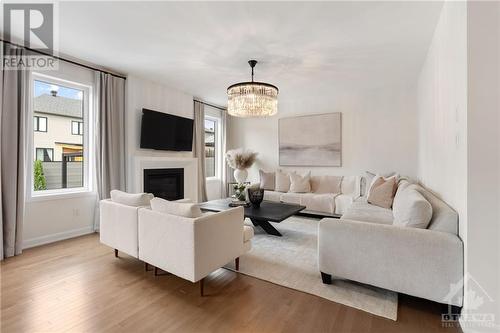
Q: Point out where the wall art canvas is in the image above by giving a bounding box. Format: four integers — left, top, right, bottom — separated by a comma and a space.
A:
279, 113, 342, 166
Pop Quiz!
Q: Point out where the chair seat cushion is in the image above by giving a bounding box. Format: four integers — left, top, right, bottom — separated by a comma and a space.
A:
243, 225, 254, 242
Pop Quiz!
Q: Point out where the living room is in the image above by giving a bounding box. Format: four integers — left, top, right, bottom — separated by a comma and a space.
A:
1, 1, 499, 332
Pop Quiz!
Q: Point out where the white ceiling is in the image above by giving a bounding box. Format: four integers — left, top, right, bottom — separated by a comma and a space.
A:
16, 1, 444, 105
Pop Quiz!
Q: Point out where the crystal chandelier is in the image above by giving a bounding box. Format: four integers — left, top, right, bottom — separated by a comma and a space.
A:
227, 60, 279, 117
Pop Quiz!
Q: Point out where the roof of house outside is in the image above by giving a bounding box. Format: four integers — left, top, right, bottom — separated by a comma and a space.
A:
34, 94, 83, 118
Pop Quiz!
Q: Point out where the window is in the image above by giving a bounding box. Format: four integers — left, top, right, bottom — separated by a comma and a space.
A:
71, 121, 83, 135
31, 74, 91, 195
34, 116, 47, 132
36, 148, 54, 162
204, 118, 217, 178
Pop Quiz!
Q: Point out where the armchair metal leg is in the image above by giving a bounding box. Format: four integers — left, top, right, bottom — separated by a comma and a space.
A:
114, 249, 118, 258
235, 257, 240, 271
154, 267, 169, 276
321, 272, 332, 284
144, 262, 151, 271
200, 278, 205, 297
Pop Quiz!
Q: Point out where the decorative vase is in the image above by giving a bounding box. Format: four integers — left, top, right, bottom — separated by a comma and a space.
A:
247, 187, 264, 208
233, 168, 248, 184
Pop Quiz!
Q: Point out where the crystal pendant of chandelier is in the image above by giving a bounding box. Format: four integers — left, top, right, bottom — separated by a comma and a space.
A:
227, 60, 279, 117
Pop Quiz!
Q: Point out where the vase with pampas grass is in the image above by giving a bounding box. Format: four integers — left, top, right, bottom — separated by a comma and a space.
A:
225, 148, 258, 184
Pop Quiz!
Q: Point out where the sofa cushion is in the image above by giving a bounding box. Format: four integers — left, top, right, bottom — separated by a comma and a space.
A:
275, 169, 291, 192
341, 198, 393, 225
289, 172, 311, 193
259, 170, 275, 191
393, 187, 433, 229
150, 197, 202, 218
367, 176, 397, 209
110, 190, 153, 207
280, 192, 303, 205
341, 176, 361, 197
301, 193, 337, 214
311, 175, 342, 194
334, 194, 354, 215
243, 225, 254, 242
263, 190, 282, 202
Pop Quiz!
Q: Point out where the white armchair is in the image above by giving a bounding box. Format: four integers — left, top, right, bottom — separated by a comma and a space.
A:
138, 206, 253, 295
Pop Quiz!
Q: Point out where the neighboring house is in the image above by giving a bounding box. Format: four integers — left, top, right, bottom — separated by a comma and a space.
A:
33, 91, 83, 163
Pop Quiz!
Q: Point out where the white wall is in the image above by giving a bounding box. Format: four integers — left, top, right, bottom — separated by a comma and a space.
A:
125, 76, 194, 192
24, 61, 97, 248
228, 84, 418, 183
416, 1, 467, 238
465, 2, 500, 331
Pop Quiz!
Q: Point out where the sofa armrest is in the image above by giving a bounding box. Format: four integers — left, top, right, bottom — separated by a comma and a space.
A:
192, 207, 245, 280
318, 218, 464, 306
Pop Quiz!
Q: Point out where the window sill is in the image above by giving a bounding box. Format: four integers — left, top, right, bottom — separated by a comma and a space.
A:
27, 189, 96, 203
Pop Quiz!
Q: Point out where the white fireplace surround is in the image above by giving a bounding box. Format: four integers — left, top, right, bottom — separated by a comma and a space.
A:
133, 156, 198, 203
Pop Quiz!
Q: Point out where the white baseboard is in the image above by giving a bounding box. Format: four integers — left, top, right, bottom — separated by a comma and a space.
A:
23, 226, 95, 249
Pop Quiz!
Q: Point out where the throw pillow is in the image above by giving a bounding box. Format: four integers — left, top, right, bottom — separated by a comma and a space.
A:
367, 177, 397, 209
289, 172, 311, 193
150, 197, 202, 218
393, 188, 433, 229
110, 190, 153, 207
310, 175, 342, 194
275, 169, 291, 192
259, 170, 275, 191
366, 172, 399, 196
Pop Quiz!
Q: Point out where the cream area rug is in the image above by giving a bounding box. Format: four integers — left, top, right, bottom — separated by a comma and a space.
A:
225, 216, 398, 320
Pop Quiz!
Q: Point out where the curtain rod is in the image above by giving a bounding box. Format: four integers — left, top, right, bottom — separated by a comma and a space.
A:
194, 99, 226, 111
1, 39, 127, 80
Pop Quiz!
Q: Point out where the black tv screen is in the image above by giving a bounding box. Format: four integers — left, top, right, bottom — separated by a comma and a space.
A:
140, 109, 194, 151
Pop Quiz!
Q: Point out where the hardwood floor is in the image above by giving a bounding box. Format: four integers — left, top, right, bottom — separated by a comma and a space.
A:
1, 234, 461, 333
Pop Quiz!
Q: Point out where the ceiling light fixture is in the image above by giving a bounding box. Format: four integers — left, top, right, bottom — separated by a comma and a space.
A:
227, 60, 278, 117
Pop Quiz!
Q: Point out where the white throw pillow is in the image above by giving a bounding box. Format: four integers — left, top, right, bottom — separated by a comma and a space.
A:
259, 170, 275, 191
289, 172, 311, 193
393, 188, 433, 229
275, 169, 291, 192
310, 175, 342, 194
150, 197, 202, 218
110, 190, 153, 207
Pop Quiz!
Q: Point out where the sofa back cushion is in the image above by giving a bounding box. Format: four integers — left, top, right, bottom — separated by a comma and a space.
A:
341, 176, 361, 197
110, 190, 153, 207
275, 169, 291, 192
310, 175, 342, 194
393, 188, 433, 229
150, 197, 202, 218
367, 177, 397, 209
259, 170, 275, 191
289, 172, 311, 193
410, 184, 459, 234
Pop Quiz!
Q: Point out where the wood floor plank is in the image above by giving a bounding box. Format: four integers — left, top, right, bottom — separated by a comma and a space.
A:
1, 234, 461, 333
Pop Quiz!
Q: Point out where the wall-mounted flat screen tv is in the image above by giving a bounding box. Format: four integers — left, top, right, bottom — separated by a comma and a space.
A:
140, 108, 194, 151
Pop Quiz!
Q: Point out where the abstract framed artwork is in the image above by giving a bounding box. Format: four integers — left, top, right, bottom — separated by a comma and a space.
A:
279, 113, 342, 166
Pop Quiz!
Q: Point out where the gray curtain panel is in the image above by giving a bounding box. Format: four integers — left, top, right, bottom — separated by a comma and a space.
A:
94, 72, 126, 229
193, 101, 207, 202
0, 44, 28, 259
220, 109, 228, 197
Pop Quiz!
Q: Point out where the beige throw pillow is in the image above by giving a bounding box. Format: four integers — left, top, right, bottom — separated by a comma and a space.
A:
289, 172, 311, 193
310, 175, 342, 194
259, 170, 275, 191
367, 177, 397, 209
110, 190, 154, 207
150, 197, 202, 218
275, 170, 291, 192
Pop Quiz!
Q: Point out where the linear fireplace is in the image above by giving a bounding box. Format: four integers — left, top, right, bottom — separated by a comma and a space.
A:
143, 168, 184, 200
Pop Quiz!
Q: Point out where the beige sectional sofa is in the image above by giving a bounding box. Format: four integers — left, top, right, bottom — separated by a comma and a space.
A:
318, 180, 464, 307
262, 174, 362, 216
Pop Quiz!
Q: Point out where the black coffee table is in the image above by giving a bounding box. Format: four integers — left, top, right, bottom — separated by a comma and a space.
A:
199, 198, 306, 237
